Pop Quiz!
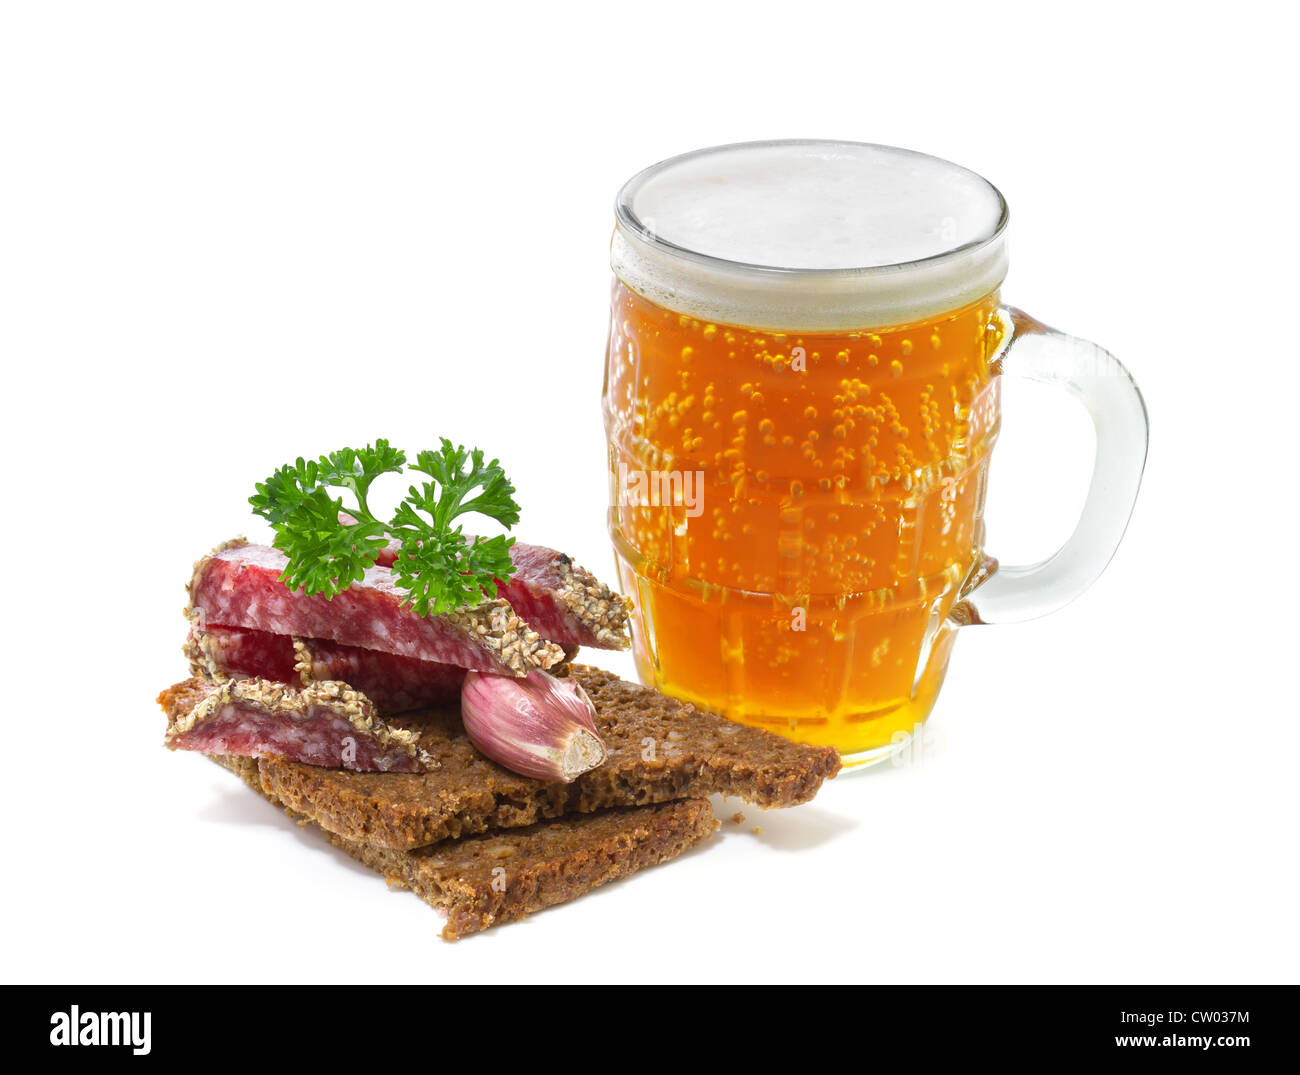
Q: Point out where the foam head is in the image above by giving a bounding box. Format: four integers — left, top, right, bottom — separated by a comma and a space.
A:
612, 140, 1008, 331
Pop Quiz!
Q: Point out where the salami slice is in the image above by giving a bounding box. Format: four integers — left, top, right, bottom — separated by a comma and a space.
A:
163, 677, 432, 773
373, 536, 631, 651
185, 624, 465, 713
185, 623, 299, 683
187, 541, 564, 675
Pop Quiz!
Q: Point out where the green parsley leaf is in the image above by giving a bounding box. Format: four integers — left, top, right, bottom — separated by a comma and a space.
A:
249, 438, 519, 615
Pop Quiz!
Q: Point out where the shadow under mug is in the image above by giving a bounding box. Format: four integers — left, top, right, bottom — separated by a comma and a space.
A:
602, 140, 1148, 767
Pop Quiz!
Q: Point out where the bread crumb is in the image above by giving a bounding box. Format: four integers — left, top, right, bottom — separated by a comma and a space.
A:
730, 812, 745, 825
752, 826, 763, 835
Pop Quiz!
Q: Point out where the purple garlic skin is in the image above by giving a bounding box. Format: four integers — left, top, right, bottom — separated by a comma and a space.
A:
460, 669, 608, 782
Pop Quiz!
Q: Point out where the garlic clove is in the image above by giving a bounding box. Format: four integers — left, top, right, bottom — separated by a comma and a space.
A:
460, 669, 608, 783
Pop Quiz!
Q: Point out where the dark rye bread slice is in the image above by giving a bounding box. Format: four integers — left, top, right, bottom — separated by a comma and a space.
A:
247, 664, 840, 849
322, 801, 717, 941
206, 753, 716, 940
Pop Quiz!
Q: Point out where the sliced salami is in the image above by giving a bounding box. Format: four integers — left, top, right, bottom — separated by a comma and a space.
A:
187, 540, 564, 675
185, 624, 466, 713
163, 677, 432, 773
373, 536, 631, 650
185, 623, 299, 683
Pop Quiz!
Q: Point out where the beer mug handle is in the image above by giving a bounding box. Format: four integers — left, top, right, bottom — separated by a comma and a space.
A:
958, 307, 1149, 625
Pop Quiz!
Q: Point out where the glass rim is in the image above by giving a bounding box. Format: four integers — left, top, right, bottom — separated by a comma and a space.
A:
614, 138, 1011, 279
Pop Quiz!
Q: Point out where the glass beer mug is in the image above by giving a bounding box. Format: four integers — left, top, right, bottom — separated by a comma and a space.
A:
603, 141, 1148, 767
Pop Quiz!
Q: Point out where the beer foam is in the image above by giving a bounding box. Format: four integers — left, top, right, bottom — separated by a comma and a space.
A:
613, 141, 1009, 331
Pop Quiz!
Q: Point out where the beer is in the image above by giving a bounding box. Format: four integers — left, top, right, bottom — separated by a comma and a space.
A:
606, 281, 1004, 760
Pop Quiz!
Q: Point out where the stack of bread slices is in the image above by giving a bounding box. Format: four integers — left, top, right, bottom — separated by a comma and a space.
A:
159, 538, 839, 940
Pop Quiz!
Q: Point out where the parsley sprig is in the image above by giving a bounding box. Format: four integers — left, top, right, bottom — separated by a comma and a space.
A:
249, 439, 519, 616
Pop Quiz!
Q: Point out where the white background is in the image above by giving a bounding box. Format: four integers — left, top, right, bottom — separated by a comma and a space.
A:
2, 1, 1296, 984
